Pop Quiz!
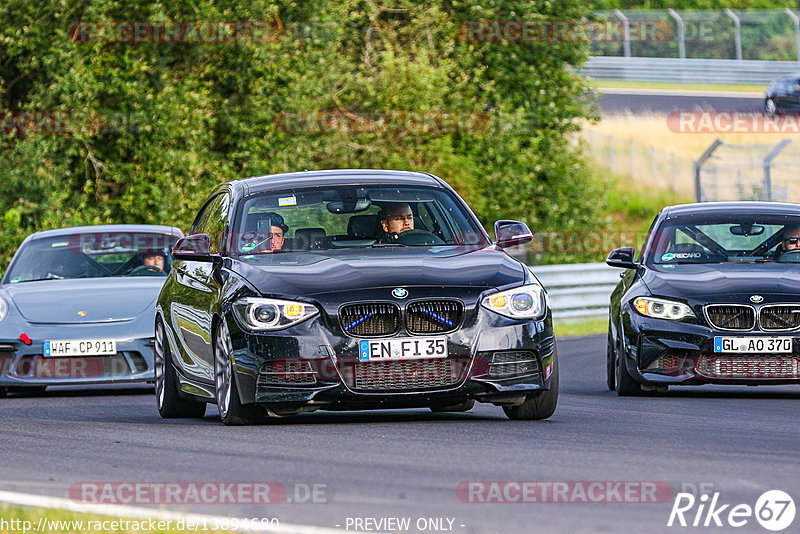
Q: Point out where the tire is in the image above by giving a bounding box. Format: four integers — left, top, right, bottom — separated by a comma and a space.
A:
615, 329, 645, 397
606, 321, 616, 391
214, 321, 264, 426
430, 399, 475, 413
504, 350, 559, 420
766, 98, 777, 116
155, 320, 206, 419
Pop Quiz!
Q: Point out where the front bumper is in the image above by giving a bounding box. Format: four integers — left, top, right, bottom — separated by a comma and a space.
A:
0, 322, 155, 387
623, 311, 800, 386
223, 309, 556, 412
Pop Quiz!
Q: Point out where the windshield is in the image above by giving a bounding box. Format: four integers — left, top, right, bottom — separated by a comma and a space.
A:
232, 185, 489, 254
3, 231, 180, 283
646, 214, 800, 265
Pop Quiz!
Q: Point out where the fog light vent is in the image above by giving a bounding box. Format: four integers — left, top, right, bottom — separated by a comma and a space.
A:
257, 360, 316, 386
488, 351, 540, 379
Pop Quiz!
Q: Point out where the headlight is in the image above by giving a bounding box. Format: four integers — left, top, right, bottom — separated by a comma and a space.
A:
232, 297, 318, 331
633, 297, 694, 320
0, 296, 7, 324
481, 284, 546, 320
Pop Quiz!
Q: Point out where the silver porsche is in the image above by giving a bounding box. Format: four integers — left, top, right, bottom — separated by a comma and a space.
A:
0, 224, 183, 395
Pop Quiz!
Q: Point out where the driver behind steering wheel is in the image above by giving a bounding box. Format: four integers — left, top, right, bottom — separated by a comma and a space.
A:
379, 203, 414, 243
781, 225, 800, 252
129, 253, 167, 276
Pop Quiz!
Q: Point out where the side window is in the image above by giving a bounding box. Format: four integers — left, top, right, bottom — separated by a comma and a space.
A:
192, 196, 220, 235
205, 194, 231, 254
191, 193, 231, 254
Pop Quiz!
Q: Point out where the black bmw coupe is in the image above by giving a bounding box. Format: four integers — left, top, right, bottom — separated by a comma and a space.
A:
607, 201, 800, 396
155, 170, 557, 424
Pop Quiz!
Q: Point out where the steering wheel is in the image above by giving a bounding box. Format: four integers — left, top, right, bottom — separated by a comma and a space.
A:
777, 249, 800, 263
395, 229, 446, 246
128, 264, 165, 276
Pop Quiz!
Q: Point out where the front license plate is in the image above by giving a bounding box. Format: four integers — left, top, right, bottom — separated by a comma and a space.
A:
359, 337, 447, 361
44, 339, 117, 357
713, 336, 793, 354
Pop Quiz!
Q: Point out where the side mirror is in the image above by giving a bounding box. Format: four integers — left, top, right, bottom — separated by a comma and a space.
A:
606, 246, 636, 269
494, 220, 533, 249
172, 234, 214, 261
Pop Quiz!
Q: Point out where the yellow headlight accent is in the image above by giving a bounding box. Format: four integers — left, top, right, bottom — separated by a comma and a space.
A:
635, 299, 648, 314
491, 295, 507, 308
284, 305, 303, 317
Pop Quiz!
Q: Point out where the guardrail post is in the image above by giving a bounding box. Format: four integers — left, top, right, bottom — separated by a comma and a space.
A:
613, 9, 631, 57
609, 135, 615, 174
629, 140, 635, 176
725, 9, 743, 61
763, 139, 791, 202
650, 146, 656, 180
667, 9, 686, 59
671, 152, 677, 191
694, 138, 722, 202
785, 9, 800, 62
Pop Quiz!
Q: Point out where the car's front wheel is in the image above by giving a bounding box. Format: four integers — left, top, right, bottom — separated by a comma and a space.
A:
766, 98, 777, 116
504, 351, 559, 420
155, 320, 206, 419
214, 321, 264, 425
606, 321, 616, 391
615, 330, 646, 397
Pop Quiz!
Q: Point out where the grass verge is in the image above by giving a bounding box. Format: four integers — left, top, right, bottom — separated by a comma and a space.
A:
553, 317, 608, 338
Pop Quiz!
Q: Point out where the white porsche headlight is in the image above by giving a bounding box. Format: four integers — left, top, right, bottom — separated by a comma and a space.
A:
0, 296, 7, 324
481, 284, 546, 320
232, 297, 318, 331
633, 297, 694, 320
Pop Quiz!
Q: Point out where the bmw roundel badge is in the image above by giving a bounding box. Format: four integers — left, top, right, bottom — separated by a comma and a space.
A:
392, 288, 409, 299
750, 295, 764, 303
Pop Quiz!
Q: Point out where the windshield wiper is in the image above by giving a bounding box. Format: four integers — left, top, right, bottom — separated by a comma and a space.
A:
369, 243, 407, 247
15, 276, 66, 282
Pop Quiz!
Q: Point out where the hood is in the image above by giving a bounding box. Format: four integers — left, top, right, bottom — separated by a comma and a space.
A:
228, 246, 526, 298
2, 277, 165, 324
642, 263, 800, 300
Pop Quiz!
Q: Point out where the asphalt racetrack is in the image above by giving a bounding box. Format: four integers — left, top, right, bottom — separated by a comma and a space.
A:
1, 335, 798, 533
597, 88, 765, 115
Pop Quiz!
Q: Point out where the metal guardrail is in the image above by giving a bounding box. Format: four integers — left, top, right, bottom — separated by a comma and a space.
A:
582, 56, 800, 84
529, 262, 622, 320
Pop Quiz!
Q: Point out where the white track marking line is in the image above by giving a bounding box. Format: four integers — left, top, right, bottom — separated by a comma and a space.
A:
597, 87, 764, 98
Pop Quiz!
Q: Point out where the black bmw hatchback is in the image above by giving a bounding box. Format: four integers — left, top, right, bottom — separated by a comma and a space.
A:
607, 201, 800, 396
155, 170, 557, 424
765, 74, 800, 115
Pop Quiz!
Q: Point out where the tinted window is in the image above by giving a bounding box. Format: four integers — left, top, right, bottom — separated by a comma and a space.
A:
646, 214, 800, 265
233, 185, 488, 254
4, 231, 179, 283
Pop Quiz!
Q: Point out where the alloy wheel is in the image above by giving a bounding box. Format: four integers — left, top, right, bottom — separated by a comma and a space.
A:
214, 323, 233, 418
